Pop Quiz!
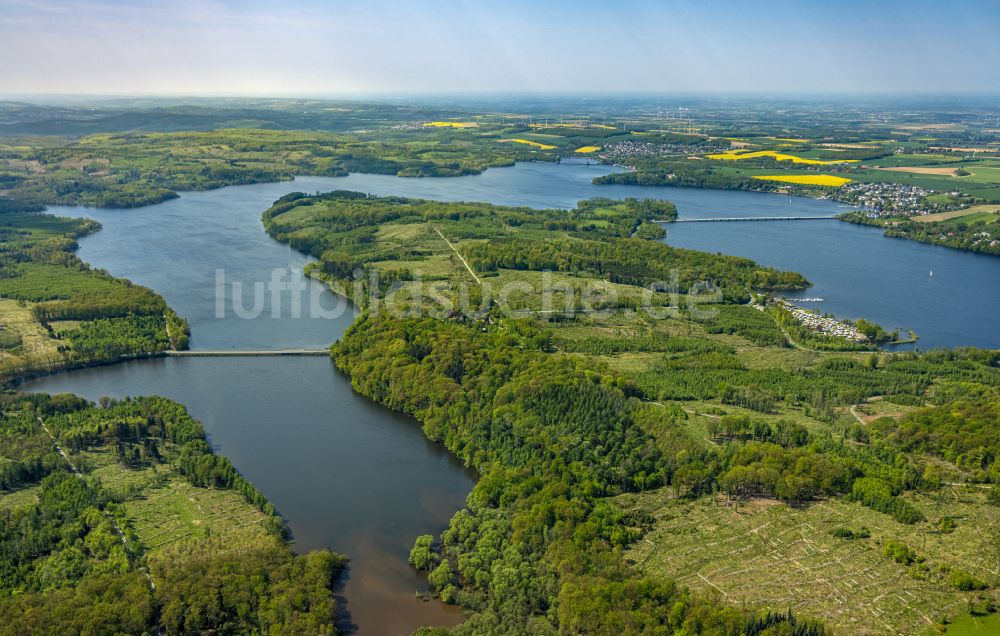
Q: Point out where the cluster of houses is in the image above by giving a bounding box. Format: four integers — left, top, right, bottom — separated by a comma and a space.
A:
599, 140, 726, 161
834, 182, 934, 216
775, 300, 868, 342
936, 228, 1000, 251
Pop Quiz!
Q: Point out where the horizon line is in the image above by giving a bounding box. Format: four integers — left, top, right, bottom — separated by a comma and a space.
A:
3, 90, 1000, 101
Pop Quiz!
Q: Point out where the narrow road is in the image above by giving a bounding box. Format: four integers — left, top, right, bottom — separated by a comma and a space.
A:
849, 404, 866, 425
36, 416, 156, 590
696, 572, 729, 598
164, 315, 174, 349
773, 315, 814, 352
434, 226, 481, 285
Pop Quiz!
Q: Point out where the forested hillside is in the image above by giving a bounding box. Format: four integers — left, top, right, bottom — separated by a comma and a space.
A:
0, 394, 345, 634
0, 126, 553, 208
0, 208, 187, 381
266, 189, 1000, 634
335, 314, 826, 635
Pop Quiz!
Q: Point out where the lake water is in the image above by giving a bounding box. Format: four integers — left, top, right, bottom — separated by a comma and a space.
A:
20, 159, 999, 632
333, 163, 997, 349
43, 161, 999, 350
23, 356, 474, 635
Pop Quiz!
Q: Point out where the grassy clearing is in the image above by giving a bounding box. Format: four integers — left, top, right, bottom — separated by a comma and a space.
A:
0, 298, 59, 360
126, 475, 272, 552
733, 341, 819, 370
850, 398, 919, 423
375, 222, 435, 242
0, 483, 40, 512
489, 268, 649, 313
58, 437, 275, 556
370, 253, 458, 279
618, 491, 1000, 636
943, 612, 1000, 635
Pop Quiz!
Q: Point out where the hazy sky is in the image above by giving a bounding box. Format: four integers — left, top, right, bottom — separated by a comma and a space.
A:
2, 0, 998, 96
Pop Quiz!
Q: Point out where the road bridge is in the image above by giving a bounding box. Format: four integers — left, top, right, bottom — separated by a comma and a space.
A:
164, 349, 329, 357
669, 215, 838, 223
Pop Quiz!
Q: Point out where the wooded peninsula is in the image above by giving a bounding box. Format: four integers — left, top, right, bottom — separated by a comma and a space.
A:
0, 98, 998, 635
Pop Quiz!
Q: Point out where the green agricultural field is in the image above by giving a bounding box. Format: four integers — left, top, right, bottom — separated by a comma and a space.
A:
914, 205, 1000, 223
941, 211, 1000, 226
866, 153, 965, 167
961, 166, 1000, 184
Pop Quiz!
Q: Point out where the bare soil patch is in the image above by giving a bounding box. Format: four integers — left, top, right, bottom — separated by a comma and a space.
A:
873, 166, 963, 175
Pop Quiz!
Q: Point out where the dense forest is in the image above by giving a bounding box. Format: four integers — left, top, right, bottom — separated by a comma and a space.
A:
332, 315, 1000, 634
0, 394, 345, 634
265, 187, 1000, 634
261, 191, 801, 308
0, 209, 187, 380
0, 99, 998, 633
461, 236, 808, 296
334, 313, 827, 635
0, 127, 554, 208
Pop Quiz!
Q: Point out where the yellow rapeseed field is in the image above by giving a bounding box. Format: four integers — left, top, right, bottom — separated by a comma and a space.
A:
575, 146, 600, 153
753, 175, 852, 187
707, 150, 857, 165
500, 139, 557, 150
424, 121, 478, 128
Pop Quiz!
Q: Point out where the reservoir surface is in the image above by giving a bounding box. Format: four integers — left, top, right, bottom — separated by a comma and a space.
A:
21, 160, 1000, 633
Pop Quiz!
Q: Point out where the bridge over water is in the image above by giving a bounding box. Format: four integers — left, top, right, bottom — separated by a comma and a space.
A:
668, 215, 838, 223
164, 349, 329, 357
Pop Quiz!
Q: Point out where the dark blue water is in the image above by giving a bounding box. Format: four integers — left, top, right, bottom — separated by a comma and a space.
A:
667, 218, 997, 348
22, 356, 473, 635
47, 178, 358, 350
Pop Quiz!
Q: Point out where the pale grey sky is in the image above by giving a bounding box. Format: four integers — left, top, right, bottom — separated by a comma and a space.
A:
1, 0, 998, 95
